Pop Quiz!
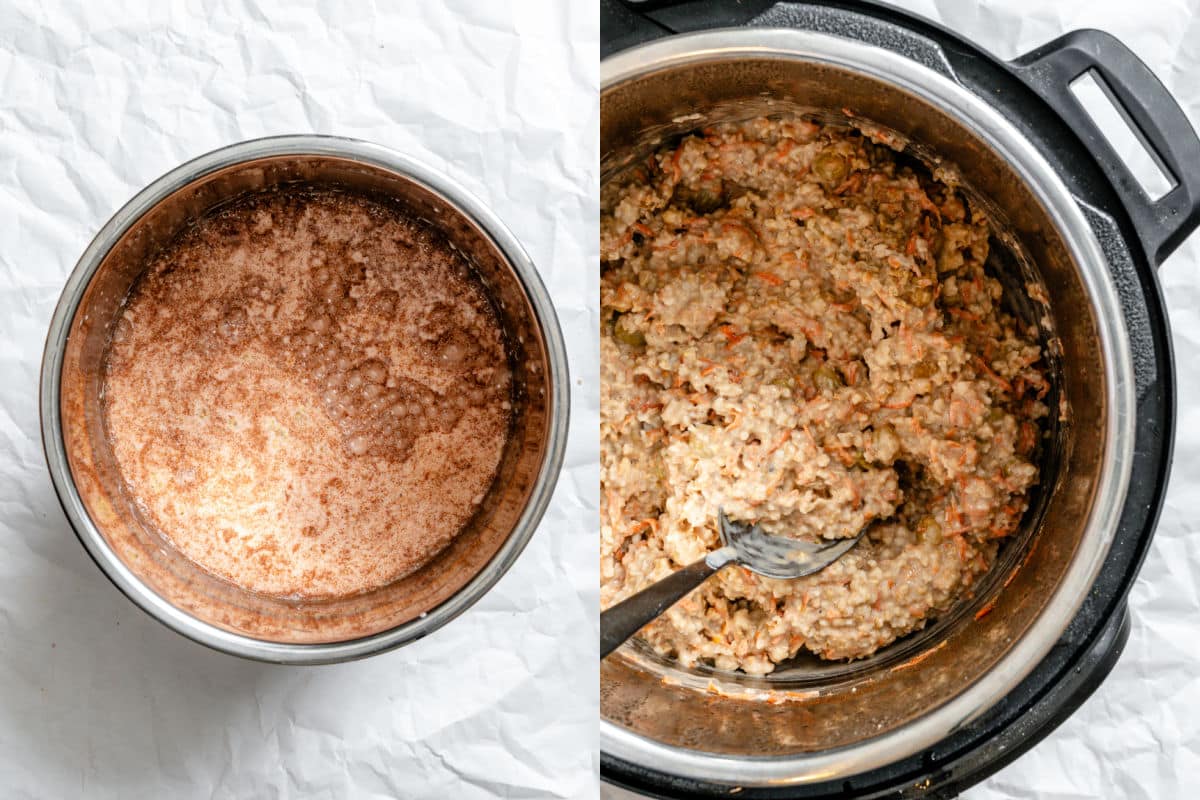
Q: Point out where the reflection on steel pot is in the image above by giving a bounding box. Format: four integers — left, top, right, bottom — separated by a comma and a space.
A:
600, 2, 1196, 796
41, 136, 569, 665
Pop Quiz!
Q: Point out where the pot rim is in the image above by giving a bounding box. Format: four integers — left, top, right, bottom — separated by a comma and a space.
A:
39, 134, 570, 665
600, 28, 1135, 784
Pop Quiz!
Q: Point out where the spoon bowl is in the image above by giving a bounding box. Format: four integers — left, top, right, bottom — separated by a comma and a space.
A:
714, 509, 865, 580
600, 508, 868, 658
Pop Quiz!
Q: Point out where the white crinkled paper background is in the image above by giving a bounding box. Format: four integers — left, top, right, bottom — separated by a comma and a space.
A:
605, 1, 1200, 799
0, 1, 598, 798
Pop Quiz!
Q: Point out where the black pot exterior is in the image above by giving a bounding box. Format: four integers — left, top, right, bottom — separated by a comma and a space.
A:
601, 1, 1183, 796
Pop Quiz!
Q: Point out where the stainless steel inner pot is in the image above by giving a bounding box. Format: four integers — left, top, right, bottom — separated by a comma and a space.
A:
41, 135, 569, 665
600, 30, 1135, 784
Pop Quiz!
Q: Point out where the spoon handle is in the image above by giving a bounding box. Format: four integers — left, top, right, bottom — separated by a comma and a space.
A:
601, 546, 736, 659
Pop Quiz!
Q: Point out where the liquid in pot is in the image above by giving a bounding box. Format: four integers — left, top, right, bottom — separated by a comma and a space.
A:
102, 189, 512, 598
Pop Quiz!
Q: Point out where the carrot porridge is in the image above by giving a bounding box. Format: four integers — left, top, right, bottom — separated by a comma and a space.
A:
600, 117, 1049, 674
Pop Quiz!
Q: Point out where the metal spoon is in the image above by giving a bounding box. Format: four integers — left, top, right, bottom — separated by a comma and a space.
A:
600, 509, 866, 659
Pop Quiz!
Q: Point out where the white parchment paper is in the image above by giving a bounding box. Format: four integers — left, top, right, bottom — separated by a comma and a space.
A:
0, 1, 598, 798
605, 1, 1200, 799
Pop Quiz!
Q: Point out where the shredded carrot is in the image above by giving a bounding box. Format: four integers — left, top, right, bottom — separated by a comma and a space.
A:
800, 321, 824, 340
721, 220, 760, 240
954, 533, 969, 561
766, 430, 792, 455
719, 324, 746, 345
792, 207, 816, 220
975, 357, 1013, 393
833, 172, 863, 196
626, 519, 655, 537
905, 231, 919, 256
909, 188, 943, 223
801, 424, 818, 449
956, 446, 970, 468
890, 641, 947, 672
750, 271, 782, 287
843, 361, 860, 385
974, 599, 997, 621
1017, 421, 1038, 454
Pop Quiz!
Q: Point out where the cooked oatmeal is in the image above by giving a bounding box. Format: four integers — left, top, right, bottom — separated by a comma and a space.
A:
600, 116, 1049, 673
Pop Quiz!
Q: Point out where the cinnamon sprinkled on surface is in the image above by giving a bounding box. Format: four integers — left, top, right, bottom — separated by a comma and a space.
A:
103, 190, 511, 598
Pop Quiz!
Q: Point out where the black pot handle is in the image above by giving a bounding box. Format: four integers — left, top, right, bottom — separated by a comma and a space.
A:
1012, 29, 1200, 267
601, 0, 778, 58
601, 0, 673, 59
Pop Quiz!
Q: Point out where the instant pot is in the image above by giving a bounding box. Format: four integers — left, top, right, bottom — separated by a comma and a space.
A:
601, 1, 1200, 796
41, 136, 569, 664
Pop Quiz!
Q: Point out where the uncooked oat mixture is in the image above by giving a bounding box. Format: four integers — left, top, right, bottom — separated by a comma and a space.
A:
103, 190, 511, 598
600, 116, 1049, 674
